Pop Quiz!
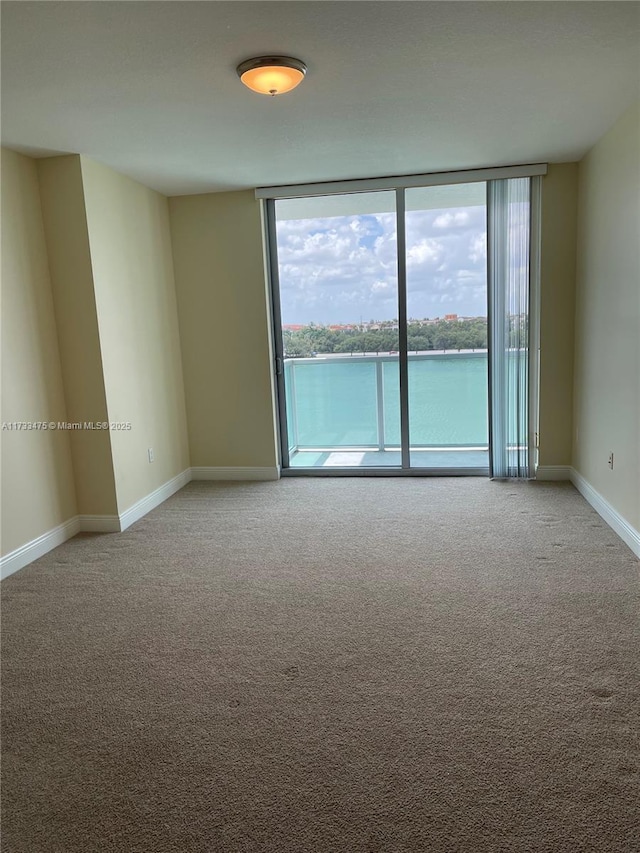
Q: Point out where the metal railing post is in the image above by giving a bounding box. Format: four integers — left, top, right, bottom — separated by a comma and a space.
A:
376, 359, 385, 450
289, 361, 300, 451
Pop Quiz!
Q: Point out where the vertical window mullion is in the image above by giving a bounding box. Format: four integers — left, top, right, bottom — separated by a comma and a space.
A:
396, 187, 411, 469
265, 198, 290, 470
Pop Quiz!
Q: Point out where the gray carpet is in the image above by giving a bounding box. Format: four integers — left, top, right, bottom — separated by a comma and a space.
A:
2, 478, 639, 852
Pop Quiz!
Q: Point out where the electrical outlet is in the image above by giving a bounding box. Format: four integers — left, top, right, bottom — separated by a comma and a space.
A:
148, 447, 155, 463
608, 451, 614, 469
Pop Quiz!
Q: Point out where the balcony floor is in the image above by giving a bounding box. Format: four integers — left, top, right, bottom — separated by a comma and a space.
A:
289, 448, 489, 469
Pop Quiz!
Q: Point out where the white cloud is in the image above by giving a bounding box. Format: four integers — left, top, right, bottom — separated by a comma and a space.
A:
469, 233, 487, 263
433, 211, 470, 229
407, 238, 443, 267
275, 204, 487, 323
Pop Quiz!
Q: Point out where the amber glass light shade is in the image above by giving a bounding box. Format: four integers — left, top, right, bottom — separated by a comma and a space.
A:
237, 56, 307, 96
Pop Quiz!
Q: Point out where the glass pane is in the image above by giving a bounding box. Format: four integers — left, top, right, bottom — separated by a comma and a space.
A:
405, 183, 489, 469
275, 192, 400, 468
287, 360, 378, 447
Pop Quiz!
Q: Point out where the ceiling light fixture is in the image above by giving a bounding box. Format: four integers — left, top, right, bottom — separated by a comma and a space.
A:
236, 56, 307, 96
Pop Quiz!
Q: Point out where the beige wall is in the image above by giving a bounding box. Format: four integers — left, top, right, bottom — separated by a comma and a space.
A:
1, 149, 78, 555
80, 158, 189, 512
169, 191, 278, 469
171, 176, 581, 473
573, 101, 640, 530
37, 155, 118, 517
538, 163, 579, 467
2, 151, 190, 561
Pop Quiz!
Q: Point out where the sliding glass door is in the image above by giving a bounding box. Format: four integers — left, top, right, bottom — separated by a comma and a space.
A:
272, 192, 401, 468
405, 184, 488, 470
266, 170, 541, 477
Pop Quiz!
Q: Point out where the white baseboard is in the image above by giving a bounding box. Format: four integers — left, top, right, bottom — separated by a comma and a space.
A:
570, 468, 640, 559
536, 465, 572, 481
1, 516, 80, 580
191, 466, 280, 481
1, 469, 193, 578
78, 514, 121, 533
118, 468, 191, 531
1, 466, 284, 578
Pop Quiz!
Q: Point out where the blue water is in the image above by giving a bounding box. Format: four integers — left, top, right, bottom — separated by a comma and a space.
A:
285, 354, 489, 448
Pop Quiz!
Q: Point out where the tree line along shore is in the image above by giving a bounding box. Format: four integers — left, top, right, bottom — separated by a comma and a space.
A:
283, 317, 493, 357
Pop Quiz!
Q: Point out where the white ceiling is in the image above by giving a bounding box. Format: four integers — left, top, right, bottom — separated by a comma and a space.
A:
2, 1, 639, 196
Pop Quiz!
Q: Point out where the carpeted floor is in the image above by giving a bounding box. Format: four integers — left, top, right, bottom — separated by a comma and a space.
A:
2, 478, 639, 852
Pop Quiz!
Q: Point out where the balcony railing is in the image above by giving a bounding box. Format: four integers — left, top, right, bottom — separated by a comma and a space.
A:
283, 351, 489, 463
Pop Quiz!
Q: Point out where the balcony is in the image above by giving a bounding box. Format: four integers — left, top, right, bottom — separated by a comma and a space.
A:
284, 351, 489, 470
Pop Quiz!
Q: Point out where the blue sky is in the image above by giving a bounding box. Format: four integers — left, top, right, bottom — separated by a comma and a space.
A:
276, 205, 487, 325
